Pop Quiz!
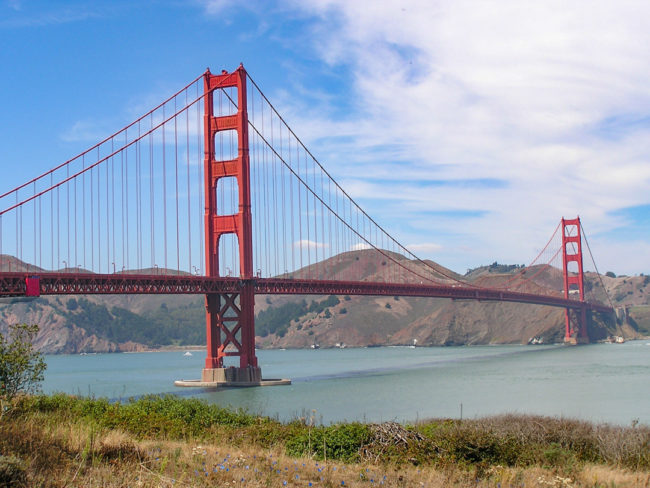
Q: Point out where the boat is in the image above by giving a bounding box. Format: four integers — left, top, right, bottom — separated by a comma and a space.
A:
605, 336, 625, 344
183, 351, 193, 357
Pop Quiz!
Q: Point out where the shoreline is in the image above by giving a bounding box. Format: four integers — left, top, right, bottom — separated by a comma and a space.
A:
48, 338, 650, 356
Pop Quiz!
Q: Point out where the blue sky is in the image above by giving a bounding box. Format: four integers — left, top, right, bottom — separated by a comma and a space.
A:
1, 0, 649, 275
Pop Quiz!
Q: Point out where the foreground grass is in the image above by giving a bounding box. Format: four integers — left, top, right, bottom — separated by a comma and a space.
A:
0, 394, 648, 487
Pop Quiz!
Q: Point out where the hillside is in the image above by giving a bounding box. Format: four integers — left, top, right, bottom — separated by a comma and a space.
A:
0, 252, 648, 353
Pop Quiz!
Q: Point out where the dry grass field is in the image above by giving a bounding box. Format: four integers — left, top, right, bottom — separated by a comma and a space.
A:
1, 394, 648, 487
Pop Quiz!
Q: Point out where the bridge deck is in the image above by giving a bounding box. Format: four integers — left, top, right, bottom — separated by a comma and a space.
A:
0, 272, 613, 314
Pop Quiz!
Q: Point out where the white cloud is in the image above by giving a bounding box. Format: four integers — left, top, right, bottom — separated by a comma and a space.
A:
293, 239, 329, 250
60, 120, 111, 143
198, 0, 237, 15
0, 4, 101, 28
406, 242, 443, 254
278, 0, 650, 274
351, 242, 371, 251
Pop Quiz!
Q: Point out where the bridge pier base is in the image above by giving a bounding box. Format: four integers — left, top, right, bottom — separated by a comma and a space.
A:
201, 366, 261, 384
563, 305, 590, 345
175, 366, 290, 388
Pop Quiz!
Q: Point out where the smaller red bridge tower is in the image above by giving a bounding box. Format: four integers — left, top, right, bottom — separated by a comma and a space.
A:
561, 217, 589, 344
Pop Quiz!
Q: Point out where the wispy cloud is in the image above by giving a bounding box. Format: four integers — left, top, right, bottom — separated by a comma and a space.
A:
293, 239, 329, 250
7, 0, 21, 11
199, 0, 238, 15
0, 5, 101, 28
60, 120, 112, 144
276, 0, 650, 274
406, 242, 442, 254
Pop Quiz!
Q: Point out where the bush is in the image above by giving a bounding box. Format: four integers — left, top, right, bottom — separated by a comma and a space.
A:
20, 394, 262, 440
286, 423, 372, 462
0, 323, 46, 398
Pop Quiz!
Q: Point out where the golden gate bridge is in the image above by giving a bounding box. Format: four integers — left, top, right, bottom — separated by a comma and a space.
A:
0, 65, 614, 386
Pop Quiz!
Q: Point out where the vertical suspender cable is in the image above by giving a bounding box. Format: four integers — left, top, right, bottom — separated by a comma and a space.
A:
262, 99, 269, 276
312, 157, 318, 277
321, 170, 326, 276
149, 115, 154, 269
326, 176, 331, 276
13, 193, 17, 272
50, 174, 54, 270
32, 183, 36, 268
186, 89, 192, 274
174, 97, 180, 273
280, 121, 286, 275
91, 158, 94, 271
305, 152, 310, 277
38, 195, 41, 268
125, 131, 129, 271
57, 185, 60, 271
196, 82, 203, 275
67, 165, 70, 270
19, 204, 22, 267
111, 140, 116, 272
96, 147, 100, 272
136, 123, 141, 270
121, 143, 125, 271
289, 128, 294, 275
270, 111, 278, 277
74, 171, 78, 269
297, 133, 302, 274
162, 105, 167, 272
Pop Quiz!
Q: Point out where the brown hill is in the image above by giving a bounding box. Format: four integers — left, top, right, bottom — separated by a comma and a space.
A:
0, 252, 648, 353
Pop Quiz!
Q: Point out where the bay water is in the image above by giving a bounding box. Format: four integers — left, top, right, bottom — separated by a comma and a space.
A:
42, 342, 650, 426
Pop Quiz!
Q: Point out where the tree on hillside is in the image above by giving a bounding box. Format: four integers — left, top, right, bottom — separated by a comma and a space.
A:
0, 323, 46, 399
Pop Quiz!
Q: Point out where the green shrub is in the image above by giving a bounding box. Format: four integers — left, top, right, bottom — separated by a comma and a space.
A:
0, 323, 46, 398
20, 394, 262, 440
286, 423, 371, 462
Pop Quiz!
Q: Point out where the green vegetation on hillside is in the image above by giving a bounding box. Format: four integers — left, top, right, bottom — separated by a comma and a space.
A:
64, 294, 343, 345
64, 298, 205, 347
465, 262, 525, 275
257, 295, 340, 337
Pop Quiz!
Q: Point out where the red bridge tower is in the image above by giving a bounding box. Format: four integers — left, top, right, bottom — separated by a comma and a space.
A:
561, 217, 589, 343
201, 65, 260, 383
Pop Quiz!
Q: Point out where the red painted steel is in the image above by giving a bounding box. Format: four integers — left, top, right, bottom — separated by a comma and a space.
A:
0, 272, 613, 315
561, 217, 588, 341
25, 276, 40, 297
203, 65, 257, 369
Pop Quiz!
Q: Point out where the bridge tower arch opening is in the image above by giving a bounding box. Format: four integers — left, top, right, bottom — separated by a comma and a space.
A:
561, 217, 589, 344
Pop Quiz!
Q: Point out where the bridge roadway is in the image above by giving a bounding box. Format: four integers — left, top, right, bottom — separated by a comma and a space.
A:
0, 272, 613, 314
